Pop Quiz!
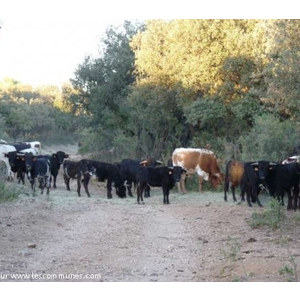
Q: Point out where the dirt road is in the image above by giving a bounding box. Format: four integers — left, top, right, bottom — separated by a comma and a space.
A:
1, 178, 300, 282
1, 145, 300, 282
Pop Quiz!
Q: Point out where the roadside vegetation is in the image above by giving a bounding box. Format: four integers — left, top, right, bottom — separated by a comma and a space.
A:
1, 19, 300, 182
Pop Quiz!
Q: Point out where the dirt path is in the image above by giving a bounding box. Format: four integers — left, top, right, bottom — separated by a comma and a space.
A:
1, 144, 300, 282
1, 181, 300, 282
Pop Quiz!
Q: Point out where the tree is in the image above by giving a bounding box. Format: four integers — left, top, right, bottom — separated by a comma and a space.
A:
263, 20, 300, 121
70, 20, 144, 158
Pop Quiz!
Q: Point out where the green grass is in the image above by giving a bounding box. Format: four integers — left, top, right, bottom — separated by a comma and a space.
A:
0, 182, 23, 203
249, 198, 285, 230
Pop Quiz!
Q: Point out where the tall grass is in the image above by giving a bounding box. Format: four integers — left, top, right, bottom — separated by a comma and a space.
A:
0, 182, 22, 203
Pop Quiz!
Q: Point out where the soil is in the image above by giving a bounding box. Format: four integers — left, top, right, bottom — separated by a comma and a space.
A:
1, 144, 300, 282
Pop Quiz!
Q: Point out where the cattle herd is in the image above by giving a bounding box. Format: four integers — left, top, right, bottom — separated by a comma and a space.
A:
1, 140, 300, 210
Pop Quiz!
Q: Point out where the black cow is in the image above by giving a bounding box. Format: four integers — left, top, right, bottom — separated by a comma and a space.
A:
63, 160, 79, 191
136, 166, 184, 205
119, 158, 163, 197
266, 163, 300, 210
39, 151, 69, 188
241, 160, 276, 207
77, 159, 126, 199
24, 152, 51, 195
4, 151, 26, 184
63, 159, 96, 191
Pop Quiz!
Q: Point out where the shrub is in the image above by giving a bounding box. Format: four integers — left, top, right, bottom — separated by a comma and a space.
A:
0, 182, 21, 203
249, 198, 285, 230
238, 114, 300, 162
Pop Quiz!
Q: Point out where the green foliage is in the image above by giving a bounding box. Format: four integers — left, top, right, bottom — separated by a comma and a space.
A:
249, 199, 285, 230
279, 256, 298, 282
264, 20, 300, 121
0, 79, 86, 144
0, 182, 21, 203
127, 83, 184, 159
3, 19, 300, 165
238, 114, 300, 161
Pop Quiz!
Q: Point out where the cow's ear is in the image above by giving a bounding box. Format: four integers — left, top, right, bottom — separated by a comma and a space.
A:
21, 157, 25, 161
65, 154, 69, 158
254, 167, 258, 171
53, 154, 57, 158
169, 171, 173, 175
33, 157, 37, 161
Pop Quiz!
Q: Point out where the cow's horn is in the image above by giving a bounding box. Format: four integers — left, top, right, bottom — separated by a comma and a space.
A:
139, 160, 147, 165
289, 156, 299, 160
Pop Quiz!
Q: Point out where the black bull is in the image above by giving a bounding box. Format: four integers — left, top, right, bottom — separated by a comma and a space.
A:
241, 161, 300, 210
136, 166, 184, 205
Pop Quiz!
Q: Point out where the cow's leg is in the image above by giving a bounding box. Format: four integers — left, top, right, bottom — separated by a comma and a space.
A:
245, 186, 252, 207
106, 179, 112, 199
287, 190, 293, 210
252, 186, 263, 207
163, 187, 170, 204
77, 172, 82, 196
82, 175, 91, 197
64, 174, 71, 191
179, 173, 187, 193
198, 176, 203, 192
224, 178, 229, 201
46, 176, 51, 195
39, 178, 44, 194
137, 184, 144, 204
127, 181, 134, 197
53, 175, 57, 188
144, 185, 150, 198
231, 185, 237, 202
20, 172, 25, 185
293, 186, 299, 211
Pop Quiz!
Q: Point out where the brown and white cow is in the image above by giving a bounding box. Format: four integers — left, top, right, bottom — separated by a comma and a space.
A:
172, 148, 224, 193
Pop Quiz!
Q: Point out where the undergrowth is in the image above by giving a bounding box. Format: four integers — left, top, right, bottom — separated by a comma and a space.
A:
249, 198, 285, 230
0, 182, 23, 203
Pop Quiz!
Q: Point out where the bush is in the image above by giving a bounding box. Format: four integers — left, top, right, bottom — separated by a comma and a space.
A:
249, 199, 285, 230
238, 114, 300, 162
0, 182, 21, 203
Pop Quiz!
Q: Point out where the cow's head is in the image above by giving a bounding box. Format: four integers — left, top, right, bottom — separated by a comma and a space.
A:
4, 151, 23, 167
23, 152, 37, 172
251, 161, 276, 180
53, 151, 69, 164
169, 166, 186, 182
115, 184, 126, 198
209, 172, 224, 188
4, 152, 16, 167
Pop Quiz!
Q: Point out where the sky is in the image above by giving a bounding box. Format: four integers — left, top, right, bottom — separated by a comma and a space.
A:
0, 1, 134, 87
0, 1, 291, 88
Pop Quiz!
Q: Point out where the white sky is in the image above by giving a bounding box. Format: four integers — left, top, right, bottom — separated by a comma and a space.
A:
0, 1, 291, 88
0, 1, 134, 87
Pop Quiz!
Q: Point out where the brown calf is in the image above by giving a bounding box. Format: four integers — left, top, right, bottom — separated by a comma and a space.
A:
224, 160, 245, 202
